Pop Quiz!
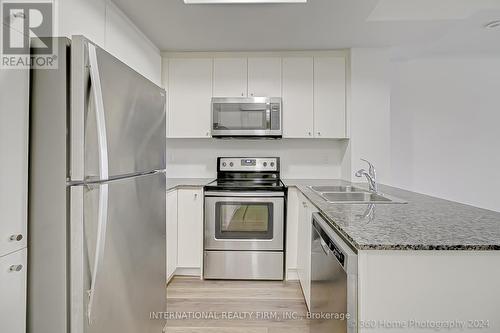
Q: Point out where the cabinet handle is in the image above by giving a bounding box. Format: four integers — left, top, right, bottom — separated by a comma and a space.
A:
9, 265, 23, 272
317, 132, 321, 136
308, 132, 311, 136
194, 193, 198, 199
10, 234, 23, 241
250, 93, 254, 96
241, 93, 244, 96
206, 131, 210, 137
302, 201, 307, 208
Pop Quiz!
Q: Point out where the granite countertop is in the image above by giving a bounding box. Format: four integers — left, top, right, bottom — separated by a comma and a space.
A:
166, 178, 213, 191
283, 179, 500, 251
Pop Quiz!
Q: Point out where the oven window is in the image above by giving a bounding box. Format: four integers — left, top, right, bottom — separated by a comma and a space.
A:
215, 202, 273, 240
212, 103, 269, 131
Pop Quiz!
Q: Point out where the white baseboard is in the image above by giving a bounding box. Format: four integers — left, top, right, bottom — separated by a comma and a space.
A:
166, 271, 175, 285
170, 267, 296, 281
286, 268, 299, 281
175, 267, 202, 277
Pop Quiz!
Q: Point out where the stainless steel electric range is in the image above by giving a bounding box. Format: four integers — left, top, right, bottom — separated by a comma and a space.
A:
204, 157, 286, 280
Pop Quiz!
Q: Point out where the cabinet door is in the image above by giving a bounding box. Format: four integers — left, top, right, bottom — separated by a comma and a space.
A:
177, 188, 204, 269
168, 58, 212, 138
213, 58, 247, 97
247, 57, 282, 97
282, 57, 314, 138
104, 1, 161, 85
285, 188, 299, 279
0, 248, 27, 333
166, 190, 178, 280
297, 193, 310, 310
0, 53, 29, 257
314, 57, 346, 138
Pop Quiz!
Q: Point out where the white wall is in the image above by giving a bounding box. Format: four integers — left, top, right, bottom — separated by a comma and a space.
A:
57, 0, 161, 85
344, 48, 392, 183
165, 139, 347, 179
390, 55, 500, 212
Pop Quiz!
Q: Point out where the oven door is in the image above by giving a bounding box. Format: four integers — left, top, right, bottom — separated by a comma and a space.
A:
211, 97, 282, 137
204, 193, 284, 251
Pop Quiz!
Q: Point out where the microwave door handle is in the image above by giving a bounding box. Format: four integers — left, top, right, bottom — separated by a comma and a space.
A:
239, 107, 268, 112
239, 103, 271, 112
266, 108, 271, 129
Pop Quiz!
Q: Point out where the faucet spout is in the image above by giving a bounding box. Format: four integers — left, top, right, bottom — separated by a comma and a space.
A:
355, 159, 378, 193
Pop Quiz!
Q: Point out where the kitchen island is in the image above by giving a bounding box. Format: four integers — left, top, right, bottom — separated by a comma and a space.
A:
284, 179, 500, 333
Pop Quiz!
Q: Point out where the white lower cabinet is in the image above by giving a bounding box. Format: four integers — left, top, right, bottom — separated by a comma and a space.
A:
0, 248, 27, 333
166, 190, 178, 281
296, 192, 317, 311
176, 188, 204, 273
285, 187, 300, 280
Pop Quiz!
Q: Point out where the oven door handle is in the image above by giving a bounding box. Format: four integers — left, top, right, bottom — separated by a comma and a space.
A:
204, 191, 285, 198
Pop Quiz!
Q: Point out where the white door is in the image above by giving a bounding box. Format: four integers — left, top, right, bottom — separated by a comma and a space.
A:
0, 53, 29, 257
0, 248, 27, 333
177, 188, 204, 270
168, 58, 212, 138
166, 190, 178, 281
313, 57, 346, 138
247, 57, 282, 97
282, 57, 314, 138
213, 58, 247, 97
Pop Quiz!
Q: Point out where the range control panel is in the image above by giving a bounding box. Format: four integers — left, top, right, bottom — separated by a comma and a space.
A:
219, 157, 279, 172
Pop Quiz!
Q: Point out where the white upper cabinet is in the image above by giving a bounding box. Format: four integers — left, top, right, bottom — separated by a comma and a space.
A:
163, 53, 346, 138
282, 57, 314, 138
247, 57, 282, 97
168, 58, 213, 138
314, 56, 346, 138
213, 58, 247, 97
58, 0, 161, 85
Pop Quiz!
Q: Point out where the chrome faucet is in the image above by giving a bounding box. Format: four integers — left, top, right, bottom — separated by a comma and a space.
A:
355, 159, 378, 193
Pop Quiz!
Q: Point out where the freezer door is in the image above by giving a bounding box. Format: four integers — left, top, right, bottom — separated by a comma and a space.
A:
71, 171, 166, 333
71, 36, 166, 182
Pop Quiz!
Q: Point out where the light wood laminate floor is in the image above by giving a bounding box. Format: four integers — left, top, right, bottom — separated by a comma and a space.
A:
165, 277, 312, 333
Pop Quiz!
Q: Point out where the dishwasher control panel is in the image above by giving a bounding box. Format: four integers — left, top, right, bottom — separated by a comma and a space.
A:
313, 219, 345, 267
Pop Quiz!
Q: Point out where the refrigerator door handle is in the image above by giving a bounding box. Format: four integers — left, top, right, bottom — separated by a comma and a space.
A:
88, 43, 109, 181
86, 42, 110, 324
86, 184, 108, 324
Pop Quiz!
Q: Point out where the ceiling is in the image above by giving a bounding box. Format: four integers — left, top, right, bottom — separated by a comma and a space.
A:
112, 0, 500, 55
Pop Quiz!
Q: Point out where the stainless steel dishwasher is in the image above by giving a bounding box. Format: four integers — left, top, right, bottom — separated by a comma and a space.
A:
310, 213, 357, 333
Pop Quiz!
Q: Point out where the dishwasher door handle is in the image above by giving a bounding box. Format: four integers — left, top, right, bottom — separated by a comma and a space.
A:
313, 222, 332, 256
319, 237, 330, 255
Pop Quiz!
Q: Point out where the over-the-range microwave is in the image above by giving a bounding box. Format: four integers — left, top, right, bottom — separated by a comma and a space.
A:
211, 97, 282, 138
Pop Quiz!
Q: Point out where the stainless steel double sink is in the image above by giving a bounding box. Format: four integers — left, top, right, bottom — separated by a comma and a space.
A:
309, 185, 406, 204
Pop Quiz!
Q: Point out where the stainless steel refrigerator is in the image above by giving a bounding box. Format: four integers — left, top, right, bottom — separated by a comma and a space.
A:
28, 36, 166, 333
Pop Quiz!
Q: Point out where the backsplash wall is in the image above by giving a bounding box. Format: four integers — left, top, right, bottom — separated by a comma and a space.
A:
165, 139, 348, 179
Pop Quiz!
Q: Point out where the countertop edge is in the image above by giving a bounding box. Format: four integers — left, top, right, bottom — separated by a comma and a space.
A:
286, 182, 500, 252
